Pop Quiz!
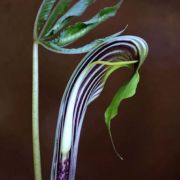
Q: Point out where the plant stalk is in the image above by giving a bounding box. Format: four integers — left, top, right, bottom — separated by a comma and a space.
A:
32, 42, 42, 180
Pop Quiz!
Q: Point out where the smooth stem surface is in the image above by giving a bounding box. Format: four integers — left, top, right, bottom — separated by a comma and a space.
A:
32, 42, 42, 180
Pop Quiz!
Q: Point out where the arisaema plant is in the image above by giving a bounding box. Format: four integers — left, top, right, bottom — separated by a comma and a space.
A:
33, 0, 148, 180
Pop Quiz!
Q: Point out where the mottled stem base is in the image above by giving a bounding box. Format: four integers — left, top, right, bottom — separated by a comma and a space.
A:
57, 159, 70, 180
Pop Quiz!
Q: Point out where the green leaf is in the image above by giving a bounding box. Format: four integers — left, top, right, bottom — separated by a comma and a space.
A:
34, 0, 56, 39
102, 37, 148, 158
41, 27, 127, 54
84, 36, 148, 158
39, 0, 72, 39
104, 37, 148, 131
105, 68, 140, 160
41, 38, 103, 54
43, 0, 95, 38
84, 59, 137, 79
105, 72, 140, 129
53, 1, 122, 46
84, 58, 140, 129
80, 56, 139, 160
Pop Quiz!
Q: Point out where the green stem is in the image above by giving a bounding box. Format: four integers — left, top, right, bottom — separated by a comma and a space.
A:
32, 42, 42, 180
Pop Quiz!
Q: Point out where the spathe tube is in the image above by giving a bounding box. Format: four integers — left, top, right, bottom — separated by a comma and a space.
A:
51, 35, 148, 180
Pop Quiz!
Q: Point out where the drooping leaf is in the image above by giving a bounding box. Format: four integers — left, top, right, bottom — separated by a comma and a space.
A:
86, 59, 139, 160
105, 72, 140, 128
103, 36, 148, 157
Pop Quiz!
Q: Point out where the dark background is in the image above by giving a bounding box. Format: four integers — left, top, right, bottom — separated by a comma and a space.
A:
0, 0, 180, 179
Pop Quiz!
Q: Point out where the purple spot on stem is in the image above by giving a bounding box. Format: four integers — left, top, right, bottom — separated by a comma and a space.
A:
57, 159, 70, 180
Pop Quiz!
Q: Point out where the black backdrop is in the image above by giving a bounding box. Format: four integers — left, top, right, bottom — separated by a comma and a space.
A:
0, 0, 180, 179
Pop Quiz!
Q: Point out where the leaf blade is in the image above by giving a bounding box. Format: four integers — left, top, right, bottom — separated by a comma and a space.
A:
53, 1, 122, 46
34, 0, 56, 39
41, 27, 127, 54
43, 0, 95, 38
39, 0, 72, 39
105, 72, 140, 129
